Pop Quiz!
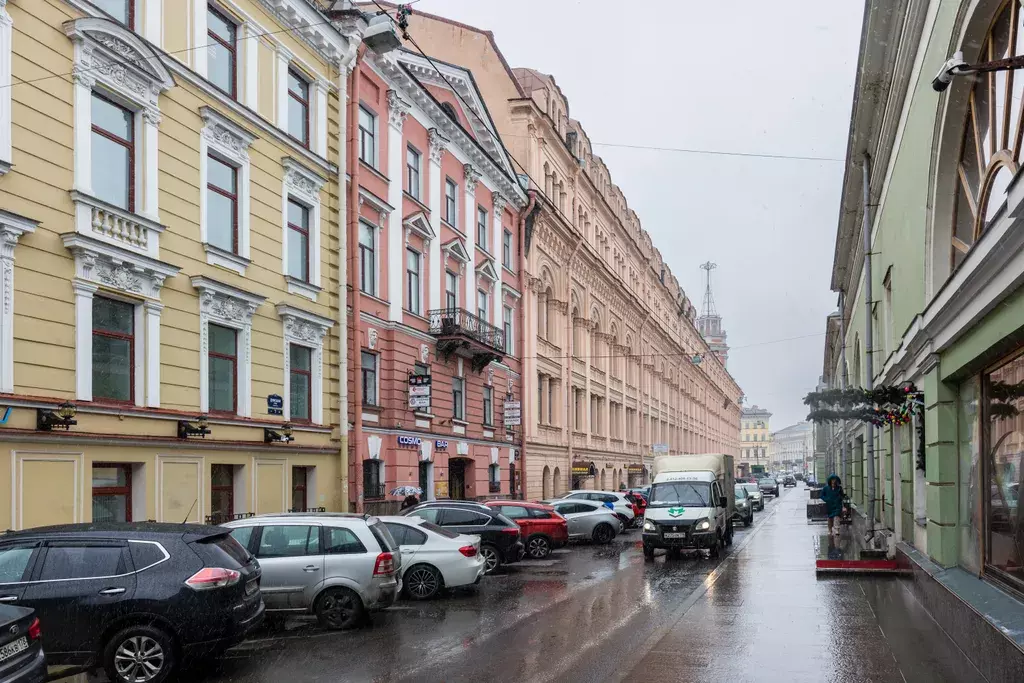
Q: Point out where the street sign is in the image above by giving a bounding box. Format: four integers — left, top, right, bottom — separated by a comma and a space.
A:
267, 394, 283, 416
503, 400, 522, 426
409, 374, 431, 410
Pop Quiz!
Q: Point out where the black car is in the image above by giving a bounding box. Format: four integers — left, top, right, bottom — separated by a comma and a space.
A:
0, 523, 264, 683
0, 604, 45, 683
758, 478, 781, 497
401, 503, 525, 573
783, 475, 797, 487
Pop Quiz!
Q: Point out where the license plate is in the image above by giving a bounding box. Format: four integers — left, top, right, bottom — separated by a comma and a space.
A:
245, 579, 258, 596
663, 532, 686, 539
0, 636, 27, 662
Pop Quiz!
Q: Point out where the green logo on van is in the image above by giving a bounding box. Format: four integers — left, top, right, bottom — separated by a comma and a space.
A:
668, 507, 685, 517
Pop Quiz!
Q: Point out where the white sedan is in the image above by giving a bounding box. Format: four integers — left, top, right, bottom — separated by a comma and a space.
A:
380, 516, 486, 600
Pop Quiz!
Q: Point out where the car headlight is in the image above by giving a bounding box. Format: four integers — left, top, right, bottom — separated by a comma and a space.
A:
696, 518, 711, 531
643, 520, 655, 531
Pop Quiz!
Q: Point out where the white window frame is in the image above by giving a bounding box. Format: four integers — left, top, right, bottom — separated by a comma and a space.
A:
445, 178, 458, 228
445, 270, 458, 309
200, 106, 255, 275
406, 247, 422, 315
361, 350, 379, 407
277, 303, 332, 425
358, 219, 378, 297
502, 229, 513, 270
64, 233, 180, 407
477, 288, 488, 321
452, 375, 465, 421
407, 145, 422, 200
503, 304, 514, 356
358, 104, 377, 168
192, 275, 266, 417
476, 206, 488, 252
483, 385, 493, 426
281, 157, 325, 301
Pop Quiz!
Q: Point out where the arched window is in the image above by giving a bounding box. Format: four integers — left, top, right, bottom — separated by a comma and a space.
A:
538, 288, 549, 340
440, 101, 459, 122
952, 2, 1023, 269
543, 162, 552, 197
571, 306, 583, 355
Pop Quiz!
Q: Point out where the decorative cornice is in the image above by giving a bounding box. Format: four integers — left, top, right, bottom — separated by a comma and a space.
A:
191, 275, 265, 323
282, 156, 326, 203
463, 163, 481, 194
427, 128, 449, 165
276, 303, 333, 344
386, 89, 410, 130
201, 107, 257, 162
62, 232, 180, 299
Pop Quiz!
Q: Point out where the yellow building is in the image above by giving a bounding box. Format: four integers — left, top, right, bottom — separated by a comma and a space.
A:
0, 0, 357, 529
739, 405, 771, 476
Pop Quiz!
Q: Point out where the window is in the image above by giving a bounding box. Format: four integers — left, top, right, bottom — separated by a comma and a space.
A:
445, 178, 458, 226
287, 68, 310, 147
477, 206, 488, 251
407, 146, 421, 200
207, 6, 237, 98
503, 229, 513, 269
208, 323, 237, 413
94, 0, 133, 27
286, 199, 310, 282
91, 93, 134, 211
211, 464, 234, 522
363, 460, 383, 498
358, 106, 376, 166
406, 248, 421, 315
440, 101, 459, 121
361, 351, 378, 406
452, 376, 465, 421
499, 505, 529, 519
384, 523, 427, 546
488, 464, 500, 493
440, 509, 489, 526
359, 222, 376, 296
92, 297, 134, 403
292, 466, 308, 511
38, 545, 125, 580
324, 527, 366, 554
408, 507, 439, 523
0, 546, 34, 583
445, 270, 458, 309
483, 386, 493, 425
92, 463, 132, 523
503, 305, 514, 356
207, 154, 238, 253
477, 289, 487, 321
229, 526, 254, 550
289, 345, 312, 421
256, 525, 319, 558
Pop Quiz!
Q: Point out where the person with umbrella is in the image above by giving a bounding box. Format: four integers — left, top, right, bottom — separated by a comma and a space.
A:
391, 485, 423, 509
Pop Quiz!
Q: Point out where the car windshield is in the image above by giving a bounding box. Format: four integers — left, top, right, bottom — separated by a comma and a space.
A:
759, 479, 777, 486
734, 487, 747, 499
649, 482, 710, 507
742, 484, 759, 494
421, 521, 459, 539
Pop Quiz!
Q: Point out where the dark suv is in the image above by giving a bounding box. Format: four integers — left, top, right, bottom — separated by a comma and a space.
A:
401, 502, 525, 573
783, 475, 797, 488
0, 523, 263, 683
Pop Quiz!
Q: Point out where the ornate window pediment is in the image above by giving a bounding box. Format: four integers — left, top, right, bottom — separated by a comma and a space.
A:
277, 303, 333, 424
477, 259, 499, 284
404, 211, 434, 243
443, 237, 470, 263
62, 232, 180, 299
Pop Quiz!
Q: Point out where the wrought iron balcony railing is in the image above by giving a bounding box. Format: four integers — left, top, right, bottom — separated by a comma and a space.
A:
428, 308, 506, 369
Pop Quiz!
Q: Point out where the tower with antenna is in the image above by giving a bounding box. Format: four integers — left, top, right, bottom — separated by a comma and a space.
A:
697, 261, 729, 367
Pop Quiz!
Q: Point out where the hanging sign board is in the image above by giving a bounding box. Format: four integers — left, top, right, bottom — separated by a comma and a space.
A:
409, 375, 432, 410
503, 400, 522, 426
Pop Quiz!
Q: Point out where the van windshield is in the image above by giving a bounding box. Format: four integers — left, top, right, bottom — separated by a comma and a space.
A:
649, 482, 710, 507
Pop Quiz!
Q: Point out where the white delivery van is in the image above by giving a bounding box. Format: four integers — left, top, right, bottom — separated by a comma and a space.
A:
641, 453, 735, 559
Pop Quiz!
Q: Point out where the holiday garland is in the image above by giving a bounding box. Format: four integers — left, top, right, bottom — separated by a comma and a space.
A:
803, 384, 922, 428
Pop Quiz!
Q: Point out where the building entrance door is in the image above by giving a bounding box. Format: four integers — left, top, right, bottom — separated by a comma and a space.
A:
449, 459, 467, 500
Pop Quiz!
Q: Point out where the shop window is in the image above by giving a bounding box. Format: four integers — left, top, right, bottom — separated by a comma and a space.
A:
982, 349, 1024, 594
363, 460, 384, 499
92, 463, 132, 523
210, 464, 234, 523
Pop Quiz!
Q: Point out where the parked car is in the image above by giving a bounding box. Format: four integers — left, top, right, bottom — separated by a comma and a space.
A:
0, 522, 263, 683
738, 482, 764, 511
547, 499, 620, 544
484, 501, 568, 559
0, 604, 45, 683
401, 504, 524, 574
733, 484, 754, 527
378, 516, 484, 600
758, 477, 781, 497
560, 490, 637, 526
783, 475, 797, 488
794, 473, 805, 481
224, 513, 400, 630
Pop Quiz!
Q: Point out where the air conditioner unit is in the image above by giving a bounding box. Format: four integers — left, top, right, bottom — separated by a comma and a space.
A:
363, 14, 401, 54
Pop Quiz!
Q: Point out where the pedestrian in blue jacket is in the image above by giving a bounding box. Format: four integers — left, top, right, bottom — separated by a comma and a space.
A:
821, 474, 845, 537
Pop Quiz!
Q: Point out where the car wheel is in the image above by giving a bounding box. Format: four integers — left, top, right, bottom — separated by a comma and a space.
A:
527, 535, 552, 559
404, 564, 443, 600
315, 587, 364, 630
643, 544, 655, 560
104, 624, 176, 683
592, 523, 614, 544
744, 515, 752, 527
479, 544, 502, 574
709, 536, 721, 559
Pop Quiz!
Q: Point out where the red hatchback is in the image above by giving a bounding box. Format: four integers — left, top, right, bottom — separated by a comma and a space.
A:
485, 501, 569, 559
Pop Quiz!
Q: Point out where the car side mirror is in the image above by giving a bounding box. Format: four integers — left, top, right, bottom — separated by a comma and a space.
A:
719, 496, 728, 508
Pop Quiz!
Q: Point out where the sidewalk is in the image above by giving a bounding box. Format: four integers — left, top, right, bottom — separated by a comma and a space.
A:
618, 488, 986, 683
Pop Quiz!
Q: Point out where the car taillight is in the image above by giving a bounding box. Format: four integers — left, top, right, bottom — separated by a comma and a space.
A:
27, 617, 40, 641
501, 526, 520, 535
458, 545, 477, 557
185, 567, 241, 590
373, 552, 396, 575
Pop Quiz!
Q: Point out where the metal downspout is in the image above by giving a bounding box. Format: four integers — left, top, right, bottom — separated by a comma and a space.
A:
861, 154, 876, 538
839, 289, 849, 485
348, 51, 364, 512
516, 190, 537, 500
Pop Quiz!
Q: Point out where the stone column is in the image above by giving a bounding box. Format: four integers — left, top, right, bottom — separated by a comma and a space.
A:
73, 280, 98, 401
427, 130, 447, 311
385, 90, 409, 321
142, 108, 160, 222
923, 359, 958, 567
71, 70, 94, 195
0, 212, 37, 393
144, 301, 163, 407
276, 45, 294, 130
243, 23, 259, 110
463, 164, 480, 310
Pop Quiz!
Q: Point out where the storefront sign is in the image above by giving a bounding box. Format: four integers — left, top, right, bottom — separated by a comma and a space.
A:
571, 461, 597, 477
652, 443, 669, 454
503, 400, 522, 426
435, 440, 448, 450
397, 435, 422, 448
267, 394, 283, 416
409, 375, 432, 410
434, 480, 449, 498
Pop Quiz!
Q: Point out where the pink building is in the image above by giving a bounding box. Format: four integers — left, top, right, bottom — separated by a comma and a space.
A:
346, 47, 530, 511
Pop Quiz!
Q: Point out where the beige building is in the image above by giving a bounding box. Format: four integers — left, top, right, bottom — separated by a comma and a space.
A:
739, 405, 771, 476
398, 7, 744, 501
0, 0, 356, 529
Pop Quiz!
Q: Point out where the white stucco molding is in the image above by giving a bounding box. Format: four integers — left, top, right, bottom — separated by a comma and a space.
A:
192, 276, 266, 417
282, 157, 326, 301
276, 303, 333, 425
0, 209, 37, 393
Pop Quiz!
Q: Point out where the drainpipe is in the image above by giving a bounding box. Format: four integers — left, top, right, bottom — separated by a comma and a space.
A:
348, 51, 364, 512
564, 231, 584, 486
861, 154, 876, 538
337, 39, 359, 513
516, 190, 538, 500
839, 288, 849, 485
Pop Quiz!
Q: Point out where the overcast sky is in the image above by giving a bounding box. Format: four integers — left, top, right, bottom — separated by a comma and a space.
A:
414, 0, 865, 429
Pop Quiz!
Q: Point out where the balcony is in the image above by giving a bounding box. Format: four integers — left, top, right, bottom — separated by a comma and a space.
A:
72, 191, 164, 258
428, 308, 505, 371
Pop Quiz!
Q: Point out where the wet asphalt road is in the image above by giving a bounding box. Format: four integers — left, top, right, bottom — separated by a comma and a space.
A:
68, 486, 984, 683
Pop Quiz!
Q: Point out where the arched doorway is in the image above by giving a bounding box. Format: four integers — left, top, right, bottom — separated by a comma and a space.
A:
542, 466, 552, 499
553, 467, 562, 496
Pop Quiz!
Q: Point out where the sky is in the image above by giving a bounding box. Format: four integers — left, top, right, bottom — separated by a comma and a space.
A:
413, 0, 866, 429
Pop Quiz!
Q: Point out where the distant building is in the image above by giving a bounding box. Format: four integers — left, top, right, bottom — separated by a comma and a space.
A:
696, 262, 729, 367
770, 422, 813, 473
739, 406, 772, 475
